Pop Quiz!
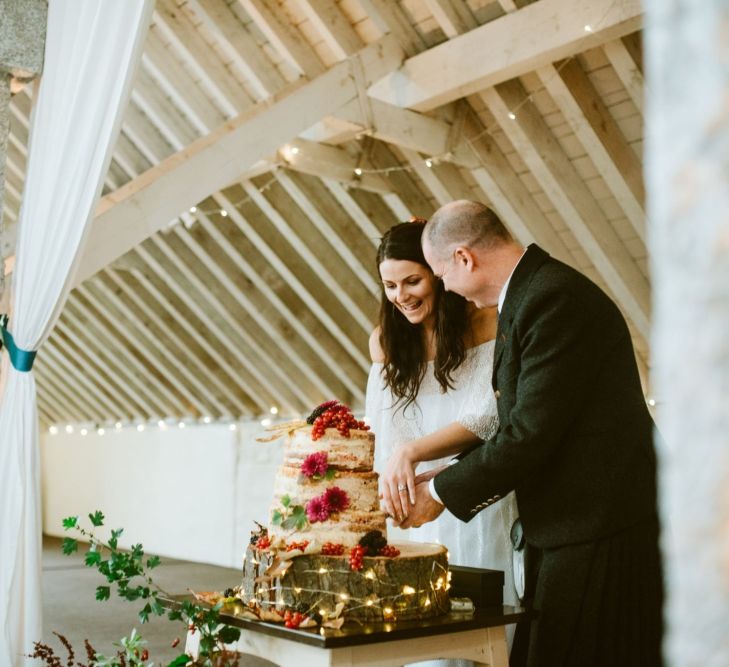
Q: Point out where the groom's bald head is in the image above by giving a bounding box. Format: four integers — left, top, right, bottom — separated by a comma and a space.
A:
423, 200, 512, 260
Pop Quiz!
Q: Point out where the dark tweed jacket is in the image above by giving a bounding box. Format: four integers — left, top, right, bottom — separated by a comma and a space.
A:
433, 244, 658, 549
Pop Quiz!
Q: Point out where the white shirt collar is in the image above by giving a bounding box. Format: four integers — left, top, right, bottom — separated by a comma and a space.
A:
497, 249, 527, 314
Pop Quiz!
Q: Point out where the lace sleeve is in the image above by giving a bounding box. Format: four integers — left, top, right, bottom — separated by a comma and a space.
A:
456, 343, 499, 441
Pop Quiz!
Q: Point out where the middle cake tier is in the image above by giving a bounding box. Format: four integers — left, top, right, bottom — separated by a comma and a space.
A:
270, 466, 387, 547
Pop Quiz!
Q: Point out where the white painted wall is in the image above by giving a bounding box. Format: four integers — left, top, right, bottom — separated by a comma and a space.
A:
41, 422, 284, 568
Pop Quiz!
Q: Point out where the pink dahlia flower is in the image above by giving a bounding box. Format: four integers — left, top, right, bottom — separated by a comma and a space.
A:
323, 486, 350, 513
305, 496, 330, 522
301, 451, 329, 478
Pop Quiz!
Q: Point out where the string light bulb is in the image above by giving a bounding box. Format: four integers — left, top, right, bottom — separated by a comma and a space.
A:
508, 112, 517, 120
49, 426, 58, 435
189, 206, 197, 213
80, 428, 88, 436
425, 158, 433, 168
65, 425, 74, 434
354, 167, 363, 176
220, 210, 228, 217
97, 428, 105, 436
584, 24, 593, 32
270, 406, 279, 415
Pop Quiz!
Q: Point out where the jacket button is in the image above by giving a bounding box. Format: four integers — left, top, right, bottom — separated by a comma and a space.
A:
494, 390, 501, 399
494, 494, 501, 500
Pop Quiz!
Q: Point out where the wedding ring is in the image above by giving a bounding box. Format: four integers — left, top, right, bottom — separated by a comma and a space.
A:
397, 484, 407, 492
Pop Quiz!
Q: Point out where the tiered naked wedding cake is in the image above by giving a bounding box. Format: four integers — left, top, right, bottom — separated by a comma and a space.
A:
241, 401, 450, 624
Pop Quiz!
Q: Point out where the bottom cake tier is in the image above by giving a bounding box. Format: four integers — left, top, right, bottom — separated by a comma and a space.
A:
241, 542, 451, 622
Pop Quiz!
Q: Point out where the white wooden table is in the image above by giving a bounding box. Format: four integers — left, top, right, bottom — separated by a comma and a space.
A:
182, 604, 527, 667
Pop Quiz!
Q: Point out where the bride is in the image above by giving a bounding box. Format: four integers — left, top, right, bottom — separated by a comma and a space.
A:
365, 220, 519, 665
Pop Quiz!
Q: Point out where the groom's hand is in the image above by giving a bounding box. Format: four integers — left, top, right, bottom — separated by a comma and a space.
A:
397, 480, 445, 529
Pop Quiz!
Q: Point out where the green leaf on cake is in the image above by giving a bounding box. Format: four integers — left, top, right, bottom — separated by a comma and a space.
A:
281, 505, 307, 530
281, 494, 291, 508
272, 510, 283, 526
283, 505, 308, 530
325, 468, 337, 480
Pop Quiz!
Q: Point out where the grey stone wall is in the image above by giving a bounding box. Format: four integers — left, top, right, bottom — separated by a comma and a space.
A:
645, 0, 729, 664
0, 0, 48, 80
0, 0, 47, 302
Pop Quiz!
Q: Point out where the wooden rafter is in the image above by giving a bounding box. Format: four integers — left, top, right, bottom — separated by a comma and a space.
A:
74, 35, 404, 286
369, 0, 642, 111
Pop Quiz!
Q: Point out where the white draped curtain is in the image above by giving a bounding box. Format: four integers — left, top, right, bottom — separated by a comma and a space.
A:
0, 3, 154, 665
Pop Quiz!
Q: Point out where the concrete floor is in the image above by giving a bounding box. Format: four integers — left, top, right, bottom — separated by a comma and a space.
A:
41, 536, 273, 666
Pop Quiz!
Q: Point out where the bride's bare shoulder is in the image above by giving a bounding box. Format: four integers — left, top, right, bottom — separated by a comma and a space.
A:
466, 305, 498, 347
369, 327, 385, 363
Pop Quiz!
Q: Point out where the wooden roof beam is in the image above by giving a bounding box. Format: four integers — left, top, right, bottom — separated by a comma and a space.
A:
369, 0, 642, 112
74, 35, 404, 286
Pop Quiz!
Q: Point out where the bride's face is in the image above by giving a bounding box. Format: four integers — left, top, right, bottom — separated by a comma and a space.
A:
379, 259, 438, 327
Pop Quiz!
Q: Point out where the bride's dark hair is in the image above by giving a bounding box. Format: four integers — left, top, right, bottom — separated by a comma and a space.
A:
376, 221, 468, 410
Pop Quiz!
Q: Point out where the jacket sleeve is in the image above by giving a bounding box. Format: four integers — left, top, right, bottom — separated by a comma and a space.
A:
434, 282, 621, 522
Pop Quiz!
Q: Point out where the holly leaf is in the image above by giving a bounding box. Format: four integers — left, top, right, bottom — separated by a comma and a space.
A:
62, 538, 78, 555
62, 516, 78, 530
95, 586, 110, 601
147, 555, 161, 569
89, 511, 105, 527
281, 495, 291, 508
271, 510, 283, 526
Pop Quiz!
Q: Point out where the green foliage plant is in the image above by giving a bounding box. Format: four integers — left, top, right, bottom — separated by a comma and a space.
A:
57, 511, 242, 667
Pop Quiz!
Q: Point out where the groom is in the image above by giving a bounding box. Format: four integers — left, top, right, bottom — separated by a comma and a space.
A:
400, 201, 663, 666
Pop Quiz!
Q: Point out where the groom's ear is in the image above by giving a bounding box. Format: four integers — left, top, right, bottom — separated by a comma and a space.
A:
453, 247, 476, 270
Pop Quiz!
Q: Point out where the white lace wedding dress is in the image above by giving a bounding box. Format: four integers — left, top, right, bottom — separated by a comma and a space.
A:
365, 340, 519, 666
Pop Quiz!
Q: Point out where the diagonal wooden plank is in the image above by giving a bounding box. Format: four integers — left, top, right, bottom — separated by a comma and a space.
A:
481, 81, 650, 339
239, 0, 325, 78
537, 58, 645, 240
369, 0, 642, 111
74, 35, 404, 286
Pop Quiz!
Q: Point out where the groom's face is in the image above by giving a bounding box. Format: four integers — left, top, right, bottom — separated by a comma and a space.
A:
423, 240, 476, 303
424, 239, 501, 308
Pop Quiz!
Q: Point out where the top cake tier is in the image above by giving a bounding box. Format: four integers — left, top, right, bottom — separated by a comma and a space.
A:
285, 426, 375, 471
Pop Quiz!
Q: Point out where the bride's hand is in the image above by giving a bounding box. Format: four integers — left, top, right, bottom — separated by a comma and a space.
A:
381, 444, 417, 522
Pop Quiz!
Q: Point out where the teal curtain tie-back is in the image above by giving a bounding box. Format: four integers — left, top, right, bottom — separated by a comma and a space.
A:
0, 315, 37, 372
